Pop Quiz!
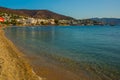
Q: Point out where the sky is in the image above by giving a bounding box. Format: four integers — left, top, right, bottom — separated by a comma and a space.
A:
0, 0, 120, 19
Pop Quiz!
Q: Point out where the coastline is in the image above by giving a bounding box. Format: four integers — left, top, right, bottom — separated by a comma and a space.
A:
1, 27, 82, 80
2, 26, 120, 80
4, 26, 87, 80
2, 26, 105, 80
3, 26, 97, 80
0, 28, 41, 80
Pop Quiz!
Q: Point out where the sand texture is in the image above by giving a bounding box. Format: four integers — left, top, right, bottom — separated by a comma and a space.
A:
0, 28, 41, 80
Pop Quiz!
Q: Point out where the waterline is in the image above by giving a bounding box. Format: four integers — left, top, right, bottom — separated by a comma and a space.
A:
4, 26, 120, 80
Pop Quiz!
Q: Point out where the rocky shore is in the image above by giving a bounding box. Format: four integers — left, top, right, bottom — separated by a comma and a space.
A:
0, 28, 42, 80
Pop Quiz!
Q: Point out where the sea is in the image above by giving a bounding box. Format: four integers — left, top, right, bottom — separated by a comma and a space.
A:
4, 26, 120, 80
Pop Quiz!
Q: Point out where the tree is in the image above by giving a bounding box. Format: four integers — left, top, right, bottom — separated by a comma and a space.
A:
55, 20, 59, 25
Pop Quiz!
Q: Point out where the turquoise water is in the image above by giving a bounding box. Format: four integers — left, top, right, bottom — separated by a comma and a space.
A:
5, 26, 120, 80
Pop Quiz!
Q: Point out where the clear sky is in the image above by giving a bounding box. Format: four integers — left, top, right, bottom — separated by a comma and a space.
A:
0, 0, 120, 19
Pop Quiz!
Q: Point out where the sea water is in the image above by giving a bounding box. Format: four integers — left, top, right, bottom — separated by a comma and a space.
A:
5, 26, 120, 80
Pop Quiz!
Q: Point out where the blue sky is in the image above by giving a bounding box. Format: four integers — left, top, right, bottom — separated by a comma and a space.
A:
0, 0, 120, 19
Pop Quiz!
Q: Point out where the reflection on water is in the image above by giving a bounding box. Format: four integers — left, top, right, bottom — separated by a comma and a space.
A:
5, 26, 120, 80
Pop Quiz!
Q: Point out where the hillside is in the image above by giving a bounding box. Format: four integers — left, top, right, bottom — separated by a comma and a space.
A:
91, 18, 120, 25
0, 6, 74, 20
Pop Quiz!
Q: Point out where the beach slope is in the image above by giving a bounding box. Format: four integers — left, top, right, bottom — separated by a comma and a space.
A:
0, 28, 41, 80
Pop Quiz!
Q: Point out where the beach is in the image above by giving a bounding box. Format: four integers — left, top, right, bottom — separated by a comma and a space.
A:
0, 27, 83, 80
1, 26, 120, 80
0, 28, 41, 80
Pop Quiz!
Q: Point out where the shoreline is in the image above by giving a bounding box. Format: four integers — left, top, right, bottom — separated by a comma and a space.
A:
0, 28, 42, 80
2, 26, 120, 80
26, 54, 83, 80
1, 27, 83, 80
2, 26, 103, 80
4, 26, 86, 80
3, 26, 96, 80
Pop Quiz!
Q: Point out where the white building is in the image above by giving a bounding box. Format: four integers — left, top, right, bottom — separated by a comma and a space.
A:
26, 18, 37, 25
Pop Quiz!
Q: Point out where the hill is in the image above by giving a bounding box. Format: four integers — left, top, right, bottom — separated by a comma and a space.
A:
0, 6, 74, 20
91, 18, 120, 25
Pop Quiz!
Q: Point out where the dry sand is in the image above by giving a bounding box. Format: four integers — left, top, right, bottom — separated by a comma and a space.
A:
0, 28, 42, 80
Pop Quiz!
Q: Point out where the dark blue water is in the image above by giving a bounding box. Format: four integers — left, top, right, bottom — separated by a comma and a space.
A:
4, 26, 120, 80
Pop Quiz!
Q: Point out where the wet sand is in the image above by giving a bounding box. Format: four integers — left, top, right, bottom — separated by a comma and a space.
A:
0, 28, 41, 80
26, 54, 94, 80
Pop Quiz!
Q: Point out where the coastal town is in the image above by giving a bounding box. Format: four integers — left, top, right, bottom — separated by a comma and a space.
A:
0, 12, 104, 26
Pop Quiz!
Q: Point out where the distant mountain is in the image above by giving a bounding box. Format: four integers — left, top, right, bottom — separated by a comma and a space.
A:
0, 6, 74, 20
91, 18, 120, 25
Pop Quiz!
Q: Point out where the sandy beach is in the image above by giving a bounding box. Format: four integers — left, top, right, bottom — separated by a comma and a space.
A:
0, 28, 41, 80
0, 27, 100, 80
0, 27, 81, 80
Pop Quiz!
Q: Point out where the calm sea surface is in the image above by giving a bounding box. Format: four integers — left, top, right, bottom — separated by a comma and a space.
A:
5, 26, 120, 80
